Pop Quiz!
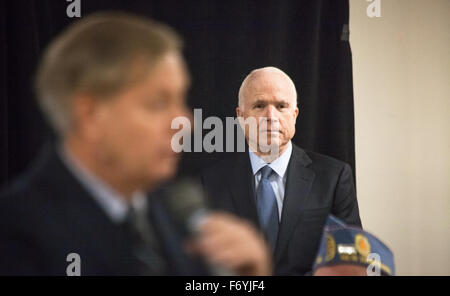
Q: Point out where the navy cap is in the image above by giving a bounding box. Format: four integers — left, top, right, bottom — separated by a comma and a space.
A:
313, 215, 395, 276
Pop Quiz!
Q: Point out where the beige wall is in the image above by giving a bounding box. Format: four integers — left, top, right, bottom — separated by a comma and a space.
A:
350, 0, 450, 275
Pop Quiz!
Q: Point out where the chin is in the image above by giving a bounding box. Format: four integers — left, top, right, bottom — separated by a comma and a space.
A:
265, 138, 280, 147
152, 162, 178, 182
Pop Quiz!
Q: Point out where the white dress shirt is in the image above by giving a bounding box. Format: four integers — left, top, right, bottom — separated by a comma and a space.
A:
58, 145, 147, 224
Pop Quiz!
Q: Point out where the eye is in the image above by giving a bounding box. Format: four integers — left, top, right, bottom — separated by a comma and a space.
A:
253, 103, 264, 109
146, 97, 169, 111
277, 103, 288, 109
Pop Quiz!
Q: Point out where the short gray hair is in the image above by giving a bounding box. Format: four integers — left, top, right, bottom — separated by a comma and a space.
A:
35, 12, 182, 135
238, 66, 297, 108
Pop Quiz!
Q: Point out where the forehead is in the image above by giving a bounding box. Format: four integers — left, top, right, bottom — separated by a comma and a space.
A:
135, 51, 190, 90
243, 72, 296, 103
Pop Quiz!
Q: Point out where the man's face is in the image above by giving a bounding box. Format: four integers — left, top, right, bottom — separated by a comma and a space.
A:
236, 72, 298, 155
88, 51, 190, 189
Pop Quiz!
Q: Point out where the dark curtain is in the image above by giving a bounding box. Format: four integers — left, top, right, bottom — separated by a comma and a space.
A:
0, 0, 355, 187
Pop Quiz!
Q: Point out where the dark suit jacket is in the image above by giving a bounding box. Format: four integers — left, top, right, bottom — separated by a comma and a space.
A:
0, 144, 208, 276
201, 144, 362, 275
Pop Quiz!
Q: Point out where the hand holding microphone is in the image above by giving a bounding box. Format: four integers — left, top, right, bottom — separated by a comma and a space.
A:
191, 212, 272, 276
165, 179, 272, 276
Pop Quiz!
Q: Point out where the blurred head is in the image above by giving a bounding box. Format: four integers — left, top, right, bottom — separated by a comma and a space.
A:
236, 67, 298, 159
313, 215, 395, 276
35, 12, 191, 195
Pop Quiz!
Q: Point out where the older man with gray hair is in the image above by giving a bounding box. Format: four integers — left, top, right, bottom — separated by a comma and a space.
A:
202, 66, 362, 275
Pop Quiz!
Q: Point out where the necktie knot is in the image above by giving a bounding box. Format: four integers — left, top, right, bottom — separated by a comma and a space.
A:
260, 165, 273, 180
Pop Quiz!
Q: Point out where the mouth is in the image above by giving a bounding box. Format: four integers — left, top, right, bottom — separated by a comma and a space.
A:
261, 130, 281, 134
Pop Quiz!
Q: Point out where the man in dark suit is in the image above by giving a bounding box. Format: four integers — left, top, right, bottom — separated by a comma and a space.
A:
0, 12, 271, 276
202, 67, 361, 275
0, 144, 204, 275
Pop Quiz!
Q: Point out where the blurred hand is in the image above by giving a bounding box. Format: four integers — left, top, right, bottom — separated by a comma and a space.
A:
186, 212, 272, 276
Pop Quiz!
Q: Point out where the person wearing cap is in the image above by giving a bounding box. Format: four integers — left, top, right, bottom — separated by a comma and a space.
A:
313, 215, 395, 276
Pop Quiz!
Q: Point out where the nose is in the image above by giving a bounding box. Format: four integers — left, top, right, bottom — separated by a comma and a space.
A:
170, 97, 191, 121
179, 103, 192, 123
264, 105, 279, 122
170, 101, 193, 134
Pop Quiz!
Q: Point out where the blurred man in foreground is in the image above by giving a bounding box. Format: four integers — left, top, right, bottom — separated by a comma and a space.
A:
313, 215, 395, 276
0, 12, 271, 276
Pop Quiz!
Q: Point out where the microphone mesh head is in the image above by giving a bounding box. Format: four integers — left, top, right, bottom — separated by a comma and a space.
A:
164, 178, 208, 232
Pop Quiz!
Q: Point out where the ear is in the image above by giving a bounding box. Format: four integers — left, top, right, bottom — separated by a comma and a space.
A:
72, 94, 107, 140
236, 106, 243, 118
294, 107, 299, 120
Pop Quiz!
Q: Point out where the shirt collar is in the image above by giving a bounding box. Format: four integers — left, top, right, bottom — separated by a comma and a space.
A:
249, 141, 293, 178
58, 144, 147, 223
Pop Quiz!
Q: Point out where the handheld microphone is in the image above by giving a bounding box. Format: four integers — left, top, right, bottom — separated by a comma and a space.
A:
164, 178, 235, 276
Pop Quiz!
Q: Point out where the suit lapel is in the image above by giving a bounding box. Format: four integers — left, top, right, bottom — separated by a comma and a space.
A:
228, 153, 260, 228
274, 145, 315, 265
41, 146, 140, 274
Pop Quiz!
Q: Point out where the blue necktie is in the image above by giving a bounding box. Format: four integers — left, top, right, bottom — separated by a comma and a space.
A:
256, 165, 279, 251
123, 206, 167, 275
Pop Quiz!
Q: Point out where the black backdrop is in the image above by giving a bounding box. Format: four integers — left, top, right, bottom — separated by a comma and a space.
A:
0, 0, 356, 188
